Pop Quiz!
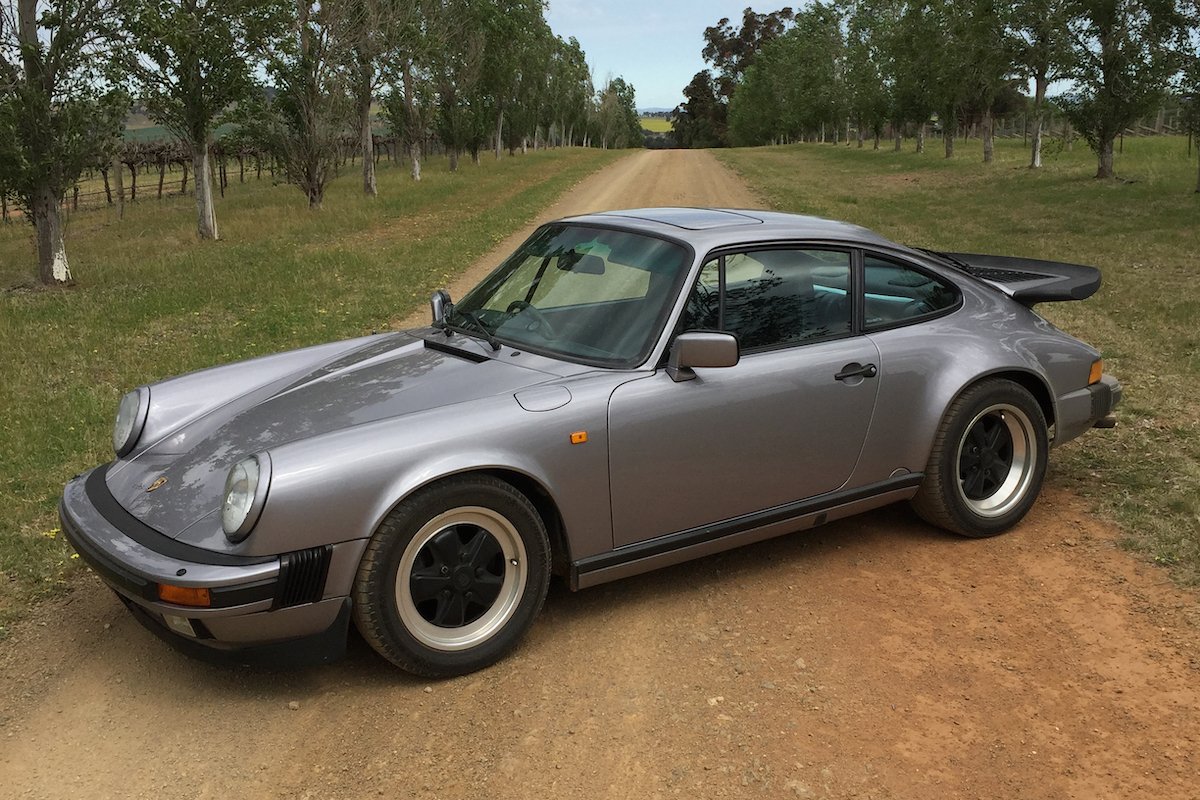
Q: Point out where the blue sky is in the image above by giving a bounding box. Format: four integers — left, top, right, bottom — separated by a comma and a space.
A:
546, 1, 784, 111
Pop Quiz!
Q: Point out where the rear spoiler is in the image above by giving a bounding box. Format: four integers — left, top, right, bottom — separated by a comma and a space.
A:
930, 251, 1101, 306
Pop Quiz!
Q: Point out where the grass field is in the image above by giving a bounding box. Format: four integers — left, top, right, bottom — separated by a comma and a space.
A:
640, 116, 673, 133
718, 136, 1200, 584
0, 146, 623, 634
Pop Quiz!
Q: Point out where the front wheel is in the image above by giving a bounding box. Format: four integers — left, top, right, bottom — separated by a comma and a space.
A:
353, 476, 551, 676
911, 379, 1049, 538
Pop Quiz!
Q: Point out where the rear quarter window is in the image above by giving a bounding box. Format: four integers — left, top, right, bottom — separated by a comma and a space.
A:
863, 254, 959, 330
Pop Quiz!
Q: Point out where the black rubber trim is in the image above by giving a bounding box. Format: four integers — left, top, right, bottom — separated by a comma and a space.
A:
64, 500, 278, 608
119, 594, 352, 667
61, 502, 157, 603
86, 464, 272, 567
573, 474, 924, 576
423, 336, 489, 362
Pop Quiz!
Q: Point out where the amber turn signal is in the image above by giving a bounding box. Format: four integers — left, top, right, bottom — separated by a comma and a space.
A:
1088, 360, 1104, 385
157, 583, 212, 607
570, 431, 588, 444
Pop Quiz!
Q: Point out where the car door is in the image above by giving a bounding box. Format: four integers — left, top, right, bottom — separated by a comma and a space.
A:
607, 247, 881, 547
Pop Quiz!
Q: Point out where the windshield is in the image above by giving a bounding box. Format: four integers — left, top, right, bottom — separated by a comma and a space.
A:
449, 224, 691, 368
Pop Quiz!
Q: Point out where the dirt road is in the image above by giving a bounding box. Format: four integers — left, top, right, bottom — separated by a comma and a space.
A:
3, 150, 1198, 800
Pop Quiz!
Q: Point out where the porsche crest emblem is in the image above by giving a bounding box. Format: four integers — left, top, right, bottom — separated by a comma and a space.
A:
146, 477, 168, 493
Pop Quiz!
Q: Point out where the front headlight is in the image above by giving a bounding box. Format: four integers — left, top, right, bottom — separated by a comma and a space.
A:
113, 387, 150, 457
222, 453, 271, 543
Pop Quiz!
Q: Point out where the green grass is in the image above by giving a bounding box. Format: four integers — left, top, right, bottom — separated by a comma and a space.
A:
640, 117, 673, 133
717, 135, 1200, 583
0, 146, 624, 633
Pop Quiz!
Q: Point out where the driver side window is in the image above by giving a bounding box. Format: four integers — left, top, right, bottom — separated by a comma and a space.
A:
682, 249, 852, 351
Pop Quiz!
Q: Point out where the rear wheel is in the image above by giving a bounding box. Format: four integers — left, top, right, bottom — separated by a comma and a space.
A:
353, 476, 551, 676
911, 379, 1048, 537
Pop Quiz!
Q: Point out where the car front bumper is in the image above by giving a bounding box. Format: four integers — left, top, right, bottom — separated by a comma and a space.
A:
60, 465, 363, 666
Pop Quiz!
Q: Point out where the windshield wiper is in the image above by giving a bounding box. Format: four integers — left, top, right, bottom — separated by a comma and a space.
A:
450, 310, 501, 351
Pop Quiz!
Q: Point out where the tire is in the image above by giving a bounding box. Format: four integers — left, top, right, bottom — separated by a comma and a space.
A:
911, 379, 1049, 538
352, 475, 551, 677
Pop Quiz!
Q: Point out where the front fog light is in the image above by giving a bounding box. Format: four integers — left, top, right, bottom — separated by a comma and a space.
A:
113, 387, 149, 456
222, 453, 270, 542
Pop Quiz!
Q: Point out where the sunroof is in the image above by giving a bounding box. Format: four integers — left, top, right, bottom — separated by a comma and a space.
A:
601, 208, 764, 230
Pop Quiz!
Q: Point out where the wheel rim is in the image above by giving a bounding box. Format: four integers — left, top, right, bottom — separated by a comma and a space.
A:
955, 403, 1037, 519
396, 506, 527, 652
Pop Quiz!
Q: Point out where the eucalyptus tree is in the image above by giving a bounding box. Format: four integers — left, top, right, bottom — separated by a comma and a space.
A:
702, 6, 796, 100
843, 0, 894, 148
889, 1, 939, 152
428, 0, 485, 170
1009, 0, 1074, 167
123, 0, 284, 240
258, 0, 353, 208
344, 0, 422, 196
594, 77, 640, 149
1062, 0, 1188, 178
479, 0, 542, 158
672, 70, 726, 148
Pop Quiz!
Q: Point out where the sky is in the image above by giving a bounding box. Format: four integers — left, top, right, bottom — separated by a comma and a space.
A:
546, 1, 784, 112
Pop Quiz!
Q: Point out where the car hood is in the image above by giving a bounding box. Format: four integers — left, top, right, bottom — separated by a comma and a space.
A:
106, 334, 556, 539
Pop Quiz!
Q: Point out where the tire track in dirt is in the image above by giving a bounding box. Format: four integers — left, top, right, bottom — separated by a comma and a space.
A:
2, 151, 1197, 800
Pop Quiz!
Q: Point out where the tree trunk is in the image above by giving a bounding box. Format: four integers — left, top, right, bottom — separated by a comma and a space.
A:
894, 125, 902, 151
449, 150, 459, 172
1096, 137, 1115, 179
494, 109, 503, 159
112, 157, 125, 218
982, 108, 994, 164
157, 160, 166, 198
943, 125, 954, 159
180, 160, 189, 194
192, 143, 219, 240
874, 132, 881, 150
411, 151, 422, 182
1195, 148, 1199, 193
916, 124, 925, 153
101, 169, 112, 205
32, 184, 70, 284
358, 73, 377, 197
308, 185, 323, 210
1030, 74, 1047, 168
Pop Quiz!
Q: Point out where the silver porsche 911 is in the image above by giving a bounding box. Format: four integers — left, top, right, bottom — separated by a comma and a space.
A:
61, 208, 1121, 676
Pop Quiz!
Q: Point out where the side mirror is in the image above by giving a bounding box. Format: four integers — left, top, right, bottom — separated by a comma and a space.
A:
430, 289, 451, 326
667, 332, 739, 382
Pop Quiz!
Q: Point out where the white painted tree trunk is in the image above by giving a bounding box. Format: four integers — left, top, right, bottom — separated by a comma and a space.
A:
33, 184, 70, 284
1030, 75, 1048, 169
411, 152, 422, 182
192, 143, 218, 240
982, 108, 994, 163
360, 90, 377, 196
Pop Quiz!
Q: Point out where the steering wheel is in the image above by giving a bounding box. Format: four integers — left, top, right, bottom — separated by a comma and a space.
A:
506, 300, 558, 340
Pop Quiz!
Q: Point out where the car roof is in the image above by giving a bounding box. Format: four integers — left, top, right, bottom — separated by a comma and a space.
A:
557, 207, 899, 251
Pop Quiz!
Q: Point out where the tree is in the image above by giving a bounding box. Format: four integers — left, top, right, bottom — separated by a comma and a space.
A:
703, 6, 795, 100
672, 70, 726, 148
595, 77, 640, 149
1062, 0, 1187, 179
257, 0, 353, 208
1010, 0, 1074, 167
344, 0, 421, 196
0, 0, 125, 284
428, 0, 485, 171
123, 0, 283, 240
844, 0, 894, 149
890, 1, 939, 152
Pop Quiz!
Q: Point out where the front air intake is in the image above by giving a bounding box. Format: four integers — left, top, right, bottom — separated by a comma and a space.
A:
275, 545, 332, 608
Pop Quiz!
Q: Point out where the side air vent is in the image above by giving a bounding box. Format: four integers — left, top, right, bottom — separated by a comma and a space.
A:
275, 545, 332, 608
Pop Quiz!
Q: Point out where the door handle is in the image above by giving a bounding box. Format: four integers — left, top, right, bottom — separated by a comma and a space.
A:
835, 362, 877, 381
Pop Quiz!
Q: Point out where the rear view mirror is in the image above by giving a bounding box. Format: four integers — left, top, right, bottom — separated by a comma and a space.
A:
430, 289, 451, 325
557, 252, 606, 275
667, 332, 739, 382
